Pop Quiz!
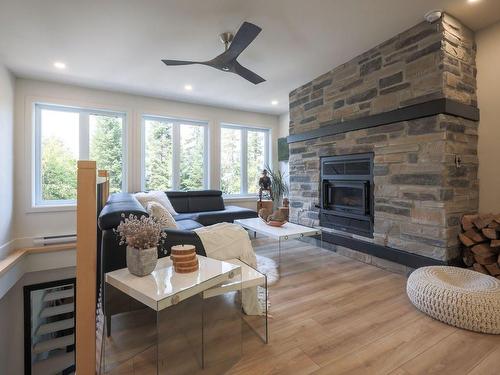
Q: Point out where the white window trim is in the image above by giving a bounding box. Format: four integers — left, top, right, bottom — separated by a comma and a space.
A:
141, 115, 209, 191
33, 103, 128, 208
220, 123, 270, 198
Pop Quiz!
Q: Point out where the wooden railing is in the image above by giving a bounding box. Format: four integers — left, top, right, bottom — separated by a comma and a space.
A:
76, 161, 110, 374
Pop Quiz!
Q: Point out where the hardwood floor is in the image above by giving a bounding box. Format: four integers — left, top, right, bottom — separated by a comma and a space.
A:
228, 237, 500, 375
103, 237, 500, 374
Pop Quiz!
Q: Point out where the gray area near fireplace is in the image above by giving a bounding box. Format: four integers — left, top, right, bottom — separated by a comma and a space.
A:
287, 14, 478, 264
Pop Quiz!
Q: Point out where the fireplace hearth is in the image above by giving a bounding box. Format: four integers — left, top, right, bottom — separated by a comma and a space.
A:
320, 153, 374, 238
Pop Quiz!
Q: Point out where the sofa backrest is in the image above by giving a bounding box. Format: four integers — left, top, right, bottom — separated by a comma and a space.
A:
166, 190, 225, 213
98, 193, 148, 230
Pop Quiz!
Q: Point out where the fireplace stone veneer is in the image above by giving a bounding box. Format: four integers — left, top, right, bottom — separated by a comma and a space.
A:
287, 14, 479, 264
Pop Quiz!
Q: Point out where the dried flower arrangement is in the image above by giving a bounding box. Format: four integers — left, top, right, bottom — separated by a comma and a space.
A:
115, 213, 167, 250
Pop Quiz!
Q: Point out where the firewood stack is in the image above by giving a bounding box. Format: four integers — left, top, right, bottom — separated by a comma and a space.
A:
459, 213, 500, 279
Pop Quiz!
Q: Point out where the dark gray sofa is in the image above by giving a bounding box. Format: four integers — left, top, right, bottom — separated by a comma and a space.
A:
97, 190, 257, 335
98, 190, 257, 274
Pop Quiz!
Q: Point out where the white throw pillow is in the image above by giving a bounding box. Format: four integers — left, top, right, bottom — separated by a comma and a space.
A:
146, 201, 179, 229
135, 191, 178, 215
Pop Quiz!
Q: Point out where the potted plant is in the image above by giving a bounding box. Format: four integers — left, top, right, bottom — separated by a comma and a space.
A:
265, 164, 289, 211
115, 214, 166, 276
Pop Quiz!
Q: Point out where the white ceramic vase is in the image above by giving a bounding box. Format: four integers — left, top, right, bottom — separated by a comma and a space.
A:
126, 246, 158, 276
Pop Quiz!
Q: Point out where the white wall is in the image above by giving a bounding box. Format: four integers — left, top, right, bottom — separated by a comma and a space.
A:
13, 78, 279, 243
476, 21, 500, 213
0, 64, 15, 258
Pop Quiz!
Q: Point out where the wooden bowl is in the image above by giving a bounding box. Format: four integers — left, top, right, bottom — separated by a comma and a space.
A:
267, 220, 287, 227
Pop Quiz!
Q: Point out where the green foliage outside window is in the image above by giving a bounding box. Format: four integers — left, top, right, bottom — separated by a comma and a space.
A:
220, 128, 241, 195
90, 116, 123, 194
179, 125, 204, 191
144, 120, 173, 191
40, 112, 124, 201
41, 138, 77, 201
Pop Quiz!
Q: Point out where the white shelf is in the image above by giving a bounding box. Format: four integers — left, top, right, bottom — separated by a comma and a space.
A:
33, 334, 74, 354
43, 288, 74, 302
36, 318, 74, 336
40, 303, 74, 318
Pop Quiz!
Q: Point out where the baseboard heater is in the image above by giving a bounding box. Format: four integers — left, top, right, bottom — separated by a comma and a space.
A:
33, 234, 77, 246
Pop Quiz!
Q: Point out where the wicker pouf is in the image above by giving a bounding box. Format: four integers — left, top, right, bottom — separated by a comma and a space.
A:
407, 266, 500, 334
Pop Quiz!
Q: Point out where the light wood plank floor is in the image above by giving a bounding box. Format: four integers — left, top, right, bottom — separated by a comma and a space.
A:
228, 237, 500, 375
104, 237, 500, 374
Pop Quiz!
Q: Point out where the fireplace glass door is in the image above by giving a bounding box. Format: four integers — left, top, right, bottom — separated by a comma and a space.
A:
325, 181, 368, 215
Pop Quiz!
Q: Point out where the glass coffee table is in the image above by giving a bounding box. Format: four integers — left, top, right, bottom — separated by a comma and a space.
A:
235, 218, 322, 267
102, 256, 242, 374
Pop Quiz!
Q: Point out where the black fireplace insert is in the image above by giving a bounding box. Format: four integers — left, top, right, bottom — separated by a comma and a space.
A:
320, 153, 374, 237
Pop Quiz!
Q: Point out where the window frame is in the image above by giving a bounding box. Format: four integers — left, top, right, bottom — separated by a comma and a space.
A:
33, 103, 127, 208
141, 115, 209, 191
220, 123, 270, 197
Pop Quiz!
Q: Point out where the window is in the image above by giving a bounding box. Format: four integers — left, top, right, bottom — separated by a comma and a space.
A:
220, 124, 270, 196
34, 104, 126, 206
143, 116, 208, 191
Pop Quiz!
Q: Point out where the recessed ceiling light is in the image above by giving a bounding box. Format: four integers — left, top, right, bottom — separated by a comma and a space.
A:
271, 100, 279, 106
53, 61, 66, 69
184, 84, 193, 91
467, 0, 480, 3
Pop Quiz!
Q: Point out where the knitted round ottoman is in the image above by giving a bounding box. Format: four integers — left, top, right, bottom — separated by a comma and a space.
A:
407, 266, 500, 334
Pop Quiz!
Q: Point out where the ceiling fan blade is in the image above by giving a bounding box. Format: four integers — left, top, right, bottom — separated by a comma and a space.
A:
223, 22, 262, 61
233, 62, 265, 85
162, 59, 200, 66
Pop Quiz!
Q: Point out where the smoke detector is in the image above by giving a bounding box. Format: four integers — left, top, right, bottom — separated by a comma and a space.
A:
424, 10, 442, 23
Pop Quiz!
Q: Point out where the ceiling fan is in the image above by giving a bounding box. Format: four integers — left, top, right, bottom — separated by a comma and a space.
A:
162, 21, 265, 85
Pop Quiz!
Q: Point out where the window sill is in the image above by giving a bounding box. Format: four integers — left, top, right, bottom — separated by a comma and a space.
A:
27, 204, 77, 214
223, 195, 259, 202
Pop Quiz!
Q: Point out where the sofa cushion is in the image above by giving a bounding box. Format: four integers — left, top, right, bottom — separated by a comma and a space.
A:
167, 190, 225, 213
176, 219, 204, 231
135, 191, 178, 215
166, 191, 190, 213
146, 201, 178, 229
188, 192, 224, 212
194, 206, 257, 226
173, 212, 200, 221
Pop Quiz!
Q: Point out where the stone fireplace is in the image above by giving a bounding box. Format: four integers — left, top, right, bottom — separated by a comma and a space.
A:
287, 14, 479, 266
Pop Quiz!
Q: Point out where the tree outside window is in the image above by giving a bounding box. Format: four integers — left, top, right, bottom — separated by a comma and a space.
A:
220, 125, 269, 196
35, 104, 126, 206
143, 117, 207, 191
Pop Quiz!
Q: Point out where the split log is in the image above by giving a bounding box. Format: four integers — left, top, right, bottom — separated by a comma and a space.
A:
487, 221, 500, 230
461, 214, 478, 231
482, 228, 498, 240
484, 263, 500, 276
473, 214, 494, 229
492, 240, 500, 248
459, 233, 475, 247
475, 253, 497, 265
473, 263, 489, 275
472, 243, 496, 257
463, 229, 486, 244
462, 247, 475, 267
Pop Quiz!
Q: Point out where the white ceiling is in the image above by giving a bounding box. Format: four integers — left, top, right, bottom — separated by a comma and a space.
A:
0, 0, 499, 115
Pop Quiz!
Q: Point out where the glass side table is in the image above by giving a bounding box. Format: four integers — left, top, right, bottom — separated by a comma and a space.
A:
203, 258, 268, 347
101, 256, 242, 375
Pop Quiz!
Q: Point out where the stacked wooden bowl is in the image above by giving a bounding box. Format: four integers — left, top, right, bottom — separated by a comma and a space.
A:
170, 245, 199, 273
